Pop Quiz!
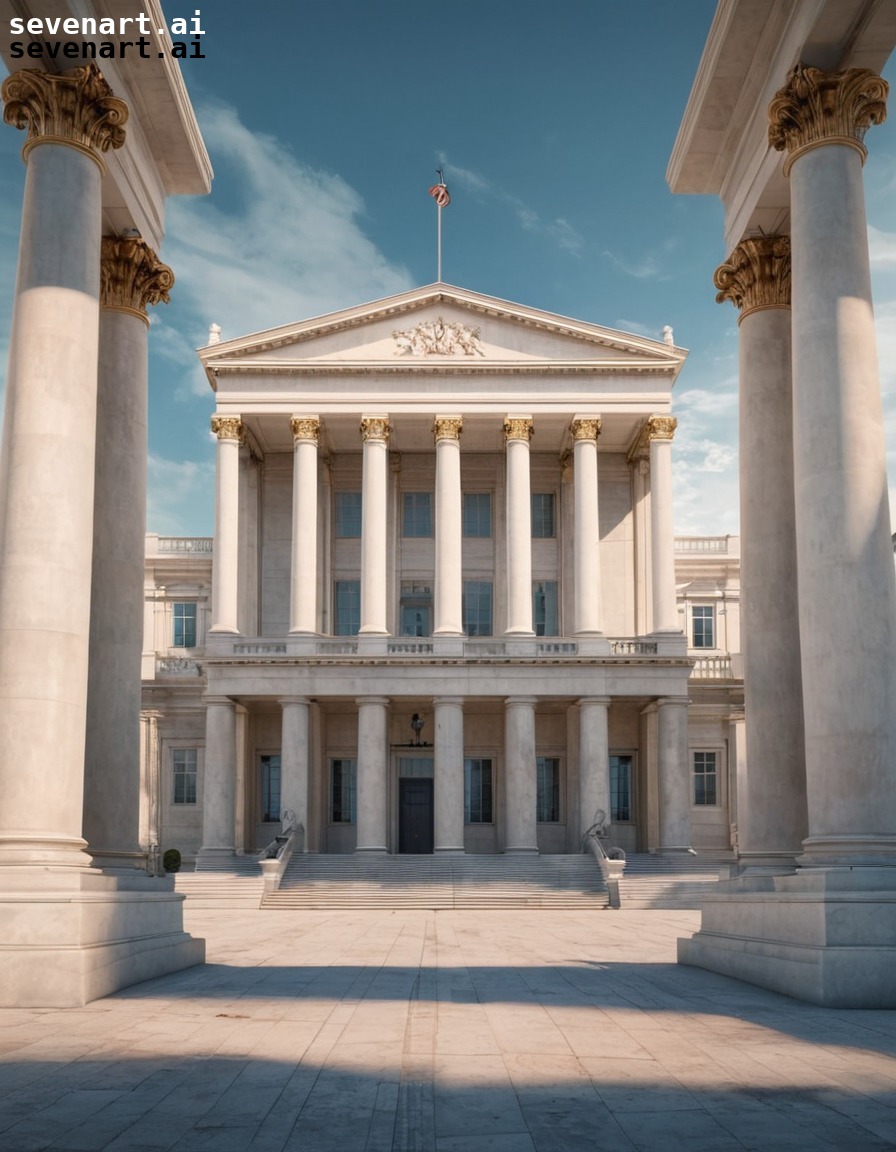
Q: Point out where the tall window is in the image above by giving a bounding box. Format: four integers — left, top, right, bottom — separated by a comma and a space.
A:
531, 493, 556, 538
691, 605, 715, 649
334, 580, 361, 635
464, 758, 493, 823
335, 491, 362, 537
330, 759, 356, 823
400, 582, 432, 637
172, 602, 197, 648
532, 581, 559, 636
693, 751, 718, 806
172, 748, 197, 805
260, 754, 281, 822
402, 492, 433, 537
463, 493, 492, 538
463, 580, 493, 636
610, 754, 633, 822
536, 756, 560, 822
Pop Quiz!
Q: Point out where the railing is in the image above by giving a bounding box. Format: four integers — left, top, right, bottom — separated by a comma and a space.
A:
155, 656, 202, 676
157, 536, 213, 553
388, 640, 434, 655
691, 654, 735, 679
582, 814, 626, 909
233, 641, 287, 656
609, 639, 658, 655
675, 535, 730, 553
258, 820, 302, 893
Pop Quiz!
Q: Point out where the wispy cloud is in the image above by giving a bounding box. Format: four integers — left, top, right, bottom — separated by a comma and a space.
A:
147, 453, 216, 537
602, 248, 671, 281
868, 225, 896, 268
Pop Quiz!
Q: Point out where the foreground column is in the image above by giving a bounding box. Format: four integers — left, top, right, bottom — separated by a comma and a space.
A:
504, 417, 535, 636
198, 696, 237, 864
571, 419, 604, 636
83, 237, 174, 870
280, 697, 310, 848
657, 696, 691, 854
356, 697, 389, 852
434, 697, 465, 852
210, 415, 243, 634
289, 418, 320, 635
359, 417, 391, 636
504, 696, 538, 853
714, 236, 807, 869
578, 697, 610, 842
647, 417, 679, 633
0, 66, 126, 874
433, 417, 464, 636
771, 66, 896, 866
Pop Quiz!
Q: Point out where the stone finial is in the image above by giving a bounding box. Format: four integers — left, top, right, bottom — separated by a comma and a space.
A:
503, 417, 533, 443
645, 416, 677, 442
433, 416, 463, 444
291, 417, 320, 444
208, 324, 222, 346
662, 325, 675, 346
359, 417, 391, 443
210, 415, 244, 442
570, 418, 601, 442
2, 64, 128, 170
100, 236, 174, 322
769, 65, 888, 174
714, 235, 791, 318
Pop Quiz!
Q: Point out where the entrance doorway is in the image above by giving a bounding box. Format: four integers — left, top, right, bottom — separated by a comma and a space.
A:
398, 777, 434, 854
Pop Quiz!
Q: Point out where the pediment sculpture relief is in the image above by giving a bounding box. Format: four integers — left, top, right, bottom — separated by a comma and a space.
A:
392, 316, 485, 356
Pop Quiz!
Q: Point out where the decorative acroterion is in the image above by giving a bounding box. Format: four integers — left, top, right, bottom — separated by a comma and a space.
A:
100, 236, 174, 323
714, 236, 791, 319
393, 317, 484, 357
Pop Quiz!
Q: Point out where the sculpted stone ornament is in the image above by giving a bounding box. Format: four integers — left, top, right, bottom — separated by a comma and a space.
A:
714, 235, 791, 317
2, 64, 128, 169
210, 415, 244, 442
393, 317, 485, 357
100, 236, 174, 322
503, 417, 533, 443
646, 416, 677, 442
291, 417, 320, 443
433, 416, 463, 443
360, 417, 391, 443
769, 65, 888, 173
571, 418, 601, 442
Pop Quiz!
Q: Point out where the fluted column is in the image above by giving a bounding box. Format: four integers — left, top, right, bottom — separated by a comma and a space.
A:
504, 417, 534, 636
770, 65, 896, 866
280, 697, 310, 848
578, 697, 610, 842
0, 66, 127, 873
714, 236, 807, 868
289, 417, 320, 635
646, 417, 679, 633
504, 696, 538, 853
433, 417, 463, 636
83, 238, 173, 870
571, 418, 603, 635
355, 696, 389, 852
359, 417, 391, 636
198, 696, 237, 864
434, 697, 465, 852
657, 696, 691, 854
210, 415, 243, 634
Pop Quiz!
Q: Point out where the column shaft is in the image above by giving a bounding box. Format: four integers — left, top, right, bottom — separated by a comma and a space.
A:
289, 419, 319, 634
356, 696, 389, 852
504, 696, 538, 853
199, 697, 237, 863
359, 418, 390, 636
578, 697, 610, 842
504, 418, 534, 636
280, 698, 310, 848
648, 420, 678, 633
210, 417, 242, 633
572, 420, 603, 635
434, 418, 463, 636
434, 697, 465, 852
657, 696, 691, 853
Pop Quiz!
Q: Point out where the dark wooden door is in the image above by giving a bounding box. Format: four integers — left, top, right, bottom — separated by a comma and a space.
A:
399, 778, 434, 854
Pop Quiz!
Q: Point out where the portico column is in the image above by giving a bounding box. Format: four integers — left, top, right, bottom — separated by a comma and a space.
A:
571, 418, 604, 635
578, 697, 610, 842
433, 417, 464, 636
504, 696, 538, 853
646, 417, 679, 633
210, 415, 244, 634
280, 697, 311, 849
198, 696, 237, 864
434, 697, 465, 852
356, 696, 389, 852
504, 417, 535, 636
714, 236, 807, 868
84, 238, 174, 870
359, 417, 391, 636
770, 65, 896, 866
289, 417, 320, 635
657, 696, 691, 854
0, 66, 127, 872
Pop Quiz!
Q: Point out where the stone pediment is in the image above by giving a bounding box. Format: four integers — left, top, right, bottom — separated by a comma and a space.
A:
199, 283, 685, 387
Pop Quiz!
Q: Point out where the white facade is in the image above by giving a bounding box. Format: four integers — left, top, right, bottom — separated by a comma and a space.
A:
141, 285, 744, 865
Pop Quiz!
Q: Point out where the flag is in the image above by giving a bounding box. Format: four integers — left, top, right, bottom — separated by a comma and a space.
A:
429, 181, 450, 208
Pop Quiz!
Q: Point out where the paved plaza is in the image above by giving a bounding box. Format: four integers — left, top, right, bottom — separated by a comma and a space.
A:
2, 907, 896, 1151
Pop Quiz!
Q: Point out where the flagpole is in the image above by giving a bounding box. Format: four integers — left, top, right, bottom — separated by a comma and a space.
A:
437, 200, 442, 282
429, 170, 450, 284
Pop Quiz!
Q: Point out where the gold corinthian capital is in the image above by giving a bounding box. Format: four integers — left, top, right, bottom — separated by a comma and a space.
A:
360, 417, 391, 443
2, 64, 128, 171
645, 416, 677, 442
101, 237, 174, 323
503, 417, 533, 443
714, 235, 791, 319
433, 416, 463, 444
570, 418, 601, 442
768, 65, 888, 174
211, 415, 244, 442
291, 417, 320, 443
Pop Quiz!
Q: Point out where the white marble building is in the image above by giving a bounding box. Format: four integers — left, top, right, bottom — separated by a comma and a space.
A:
141, 285, 744, 866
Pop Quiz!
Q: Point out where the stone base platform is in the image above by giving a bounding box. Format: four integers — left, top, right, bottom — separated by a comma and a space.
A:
0, 869, 205, 1007
678, 867, 896, 1007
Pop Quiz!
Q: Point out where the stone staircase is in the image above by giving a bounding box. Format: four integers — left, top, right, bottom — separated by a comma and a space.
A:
174, 855, 266, 908
616, 852, 732, 909
262, 853, 610, 910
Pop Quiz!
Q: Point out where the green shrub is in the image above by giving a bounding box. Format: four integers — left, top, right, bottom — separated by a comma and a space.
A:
162, 848, 182, 873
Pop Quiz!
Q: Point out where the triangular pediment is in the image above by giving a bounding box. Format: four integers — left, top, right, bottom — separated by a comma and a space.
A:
199, 283, 685, 386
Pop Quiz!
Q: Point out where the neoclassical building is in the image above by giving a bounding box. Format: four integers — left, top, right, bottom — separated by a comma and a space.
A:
140, 285, 744, 865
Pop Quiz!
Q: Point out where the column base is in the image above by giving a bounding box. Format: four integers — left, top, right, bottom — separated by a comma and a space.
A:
0, 870, 204, 1007
678, 867, 896, 1007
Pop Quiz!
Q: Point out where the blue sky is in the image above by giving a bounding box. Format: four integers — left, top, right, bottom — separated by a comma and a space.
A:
1, 1, 895, 537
